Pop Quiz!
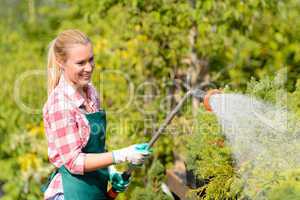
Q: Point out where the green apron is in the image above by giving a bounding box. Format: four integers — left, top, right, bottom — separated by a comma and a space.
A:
43, 110, 109, 200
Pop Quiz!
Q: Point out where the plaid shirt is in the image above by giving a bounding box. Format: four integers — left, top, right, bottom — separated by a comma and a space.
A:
43, 76, 100, 199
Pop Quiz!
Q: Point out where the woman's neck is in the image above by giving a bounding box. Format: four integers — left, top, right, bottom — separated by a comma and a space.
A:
62, 75, 92, 112
78, 86, 88, 100
62, 74, 88, 98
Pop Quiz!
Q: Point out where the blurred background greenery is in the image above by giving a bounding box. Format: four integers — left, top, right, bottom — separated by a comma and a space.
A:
0, 0, 300, 199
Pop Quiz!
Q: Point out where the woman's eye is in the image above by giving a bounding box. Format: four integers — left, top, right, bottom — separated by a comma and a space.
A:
89, 57, 94, 63
77, 62, 85, 66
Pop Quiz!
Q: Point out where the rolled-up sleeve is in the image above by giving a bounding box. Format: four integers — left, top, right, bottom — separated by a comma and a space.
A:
45, 108, 86, 175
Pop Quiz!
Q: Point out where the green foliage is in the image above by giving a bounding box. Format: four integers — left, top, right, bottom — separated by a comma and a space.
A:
193, 0, 300, 90
266, 170, 300, 200
185, 107, 237, 199
185, 71, 300, 199
130, 160, 172, 200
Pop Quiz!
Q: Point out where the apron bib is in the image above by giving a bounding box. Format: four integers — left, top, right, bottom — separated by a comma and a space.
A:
43, 110, 109, 200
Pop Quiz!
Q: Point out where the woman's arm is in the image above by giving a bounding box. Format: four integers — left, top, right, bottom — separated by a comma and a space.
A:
44, 107, 87, 175
85, 143, 153, 172
84, 152, 113, 172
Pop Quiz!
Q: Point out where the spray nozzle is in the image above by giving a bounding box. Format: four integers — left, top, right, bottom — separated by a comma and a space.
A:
203, 89, 221, 112
189, 88, 221, 111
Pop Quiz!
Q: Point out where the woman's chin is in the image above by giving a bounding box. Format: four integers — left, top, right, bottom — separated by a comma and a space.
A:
78, 79, 90, 87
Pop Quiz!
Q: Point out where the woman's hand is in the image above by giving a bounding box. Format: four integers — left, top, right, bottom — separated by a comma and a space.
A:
108, 166, 129, 192
112, 143, 152, 165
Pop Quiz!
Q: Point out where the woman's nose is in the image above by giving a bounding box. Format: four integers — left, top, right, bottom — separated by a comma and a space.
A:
84, 62, 94, 72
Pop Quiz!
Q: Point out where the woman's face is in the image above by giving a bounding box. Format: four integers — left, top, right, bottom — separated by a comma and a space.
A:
61, 42, 94, 88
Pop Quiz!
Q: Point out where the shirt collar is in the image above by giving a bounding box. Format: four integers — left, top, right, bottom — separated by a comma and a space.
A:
57, 75, 85, 108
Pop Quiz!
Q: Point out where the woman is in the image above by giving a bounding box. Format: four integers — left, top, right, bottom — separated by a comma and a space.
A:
42, 29, 151, 200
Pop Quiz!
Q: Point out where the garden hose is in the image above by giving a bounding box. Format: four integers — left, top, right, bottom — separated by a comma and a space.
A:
106, 88, 221, 199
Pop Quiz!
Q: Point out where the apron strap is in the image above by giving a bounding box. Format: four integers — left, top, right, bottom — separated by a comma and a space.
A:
41, 169, 59, 193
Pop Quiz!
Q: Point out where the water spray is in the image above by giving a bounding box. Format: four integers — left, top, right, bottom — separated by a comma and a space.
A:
106, 88, 221, 199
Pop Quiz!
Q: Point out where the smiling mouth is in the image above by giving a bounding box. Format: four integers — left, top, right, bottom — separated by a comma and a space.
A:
81, 74, 91, 79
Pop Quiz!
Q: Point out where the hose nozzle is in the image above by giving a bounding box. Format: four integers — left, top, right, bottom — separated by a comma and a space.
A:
190, 88, 221, 112
203, 89, 221, 111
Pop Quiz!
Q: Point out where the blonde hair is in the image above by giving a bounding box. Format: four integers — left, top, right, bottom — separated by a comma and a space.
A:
47, 29, 91, 95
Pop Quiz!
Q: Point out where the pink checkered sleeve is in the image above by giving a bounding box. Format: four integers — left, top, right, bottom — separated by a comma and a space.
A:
44, 107, 86, 175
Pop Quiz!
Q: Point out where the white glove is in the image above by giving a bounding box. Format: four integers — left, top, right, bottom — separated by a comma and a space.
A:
112, 143, 151, 165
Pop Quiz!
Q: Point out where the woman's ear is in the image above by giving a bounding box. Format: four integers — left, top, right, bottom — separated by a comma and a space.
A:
56, 60, 65, 71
